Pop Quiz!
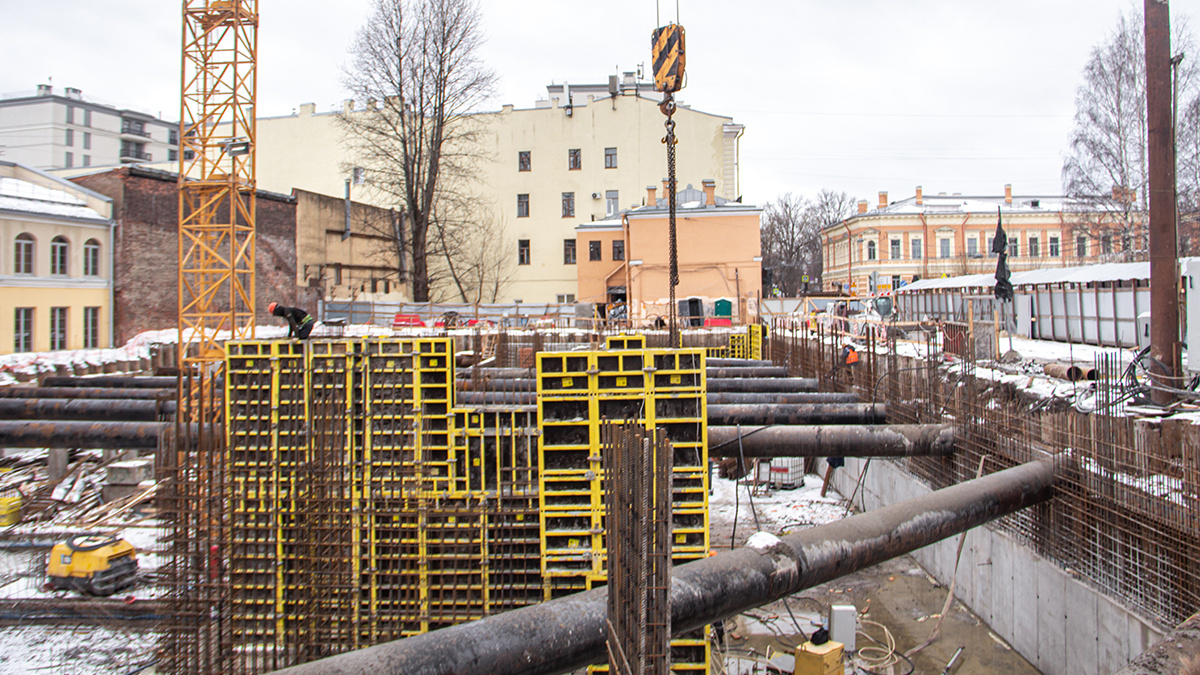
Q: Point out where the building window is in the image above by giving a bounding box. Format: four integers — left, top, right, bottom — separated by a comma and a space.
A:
562, 192, 575, 218
84, 307, 100, 349
50, 307, 67, 351
517, 194, 529, 218
518, 151, 531, 171
66, 106, 75, 124
65, 152, 73, 168
939, 238, 951, 259
65, 129, 73, 146
987, 236, 996, 257
334, 265, 343, 285
1050, 236, 1061, 257
14, 308, 33, 353
169, 128, 178, 145
121, 118, 146, 136
613, 239, 625, 261
518, 239, 531, 265
82, 155, 90, 167
556, 293, 576, 303
83, 109, 91, 127
911, 238, 922, 259
1008, 239, 1019, 257
51, 236, 69, 275
1076, 235, 1088, 258
83, 132, 91, 150
967, 238, 978, 257
892, 275, 902, 290
1102, 234, 1113, 254
563, 239, 576, 265
568, 148, 581, 170
589, 240, 602, 261
1029, 236, 1040, 257
15, 233, 34, 274
890, 239, 901, 259
604, 147, 617, 169
605, 190, 619, 217
866, 240, 876, 260
84, 239, 100, 276
169, 150, 178, 162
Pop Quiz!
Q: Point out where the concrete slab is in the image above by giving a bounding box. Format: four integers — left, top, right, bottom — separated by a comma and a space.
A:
1012, 546, 1041, 660
969, 530, 993, 623
1037, 558, 1068, 674
1065, 575, 1100, 674
990, 531, 1016, 643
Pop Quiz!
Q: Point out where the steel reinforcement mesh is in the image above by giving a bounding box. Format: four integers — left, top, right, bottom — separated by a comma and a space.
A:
770, 318, 1200, 631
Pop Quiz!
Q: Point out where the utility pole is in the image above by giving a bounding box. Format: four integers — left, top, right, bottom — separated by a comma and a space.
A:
1146, 0, 1182, 405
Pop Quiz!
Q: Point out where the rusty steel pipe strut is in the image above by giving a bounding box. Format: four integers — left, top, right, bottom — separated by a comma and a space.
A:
707, 392, 859, 405
0, 387, 175, 400
455, 367, 535, 380
707, 377, 819, 393
707, 403, 886, 426
455, 391, 539, 406
706, 366, 789, 379
0, 421, 167, 449
41, 376, 178, 389
456, 378, 537, 392
705, 358, 774, 368
267, 459, 1056, 675
0, 398, 175, 422
707, 424, 955, 458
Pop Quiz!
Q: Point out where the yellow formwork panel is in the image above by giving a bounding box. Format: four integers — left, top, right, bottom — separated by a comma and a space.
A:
605, 333, 646, 350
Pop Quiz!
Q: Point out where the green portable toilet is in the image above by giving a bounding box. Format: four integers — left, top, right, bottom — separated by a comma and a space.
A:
714, 299, 732, 317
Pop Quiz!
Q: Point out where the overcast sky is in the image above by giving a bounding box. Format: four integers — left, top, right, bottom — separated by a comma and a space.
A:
4, 1, 1200, 207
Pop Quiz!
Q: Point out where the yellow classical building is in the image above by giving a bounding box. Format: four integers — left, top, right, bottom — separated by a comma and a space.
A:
0, 160, 114, 354
252, 72, 743, 304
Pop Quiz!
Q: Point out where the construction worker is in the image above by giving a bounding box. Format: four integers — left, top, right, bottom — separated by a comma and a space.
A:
842, 343, 860, 366
268, 302, 316, 340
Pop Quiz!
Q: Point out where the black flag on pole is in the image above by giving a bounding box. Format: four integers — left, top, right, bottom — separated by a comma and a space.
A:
993, 207, 1013, 301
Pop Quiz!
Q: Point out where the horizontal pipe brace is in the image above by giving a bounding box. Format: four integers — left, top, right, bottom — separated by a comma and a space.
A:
707, 403, 886, 426
707, 424, 955, 458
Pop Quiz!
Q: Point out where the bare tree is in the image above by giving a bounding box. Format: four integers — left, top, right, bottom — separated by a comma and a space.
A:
761, 190, 856, 296
437, 200, 518, 303
341, 0, 496, 302
1063, 7, 1197, 260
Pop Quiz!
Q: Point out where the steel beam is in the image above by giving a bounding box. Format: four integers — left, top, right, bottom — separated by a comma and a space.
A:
705, 358, 774, 368
455, 391, 538, 405
707, 403, 885, 426
0, 399, 174, 421
456, 378, 536, 392
706, 367, 789, 379
0, 421, 165, 449
707, 377, 819, 393
707, 424, 954, 458
41, 376, 178, 389
0, 387, 174, 400
267, 460, 1056, 675
707, 392, 859, 405
456, 368, 535, 380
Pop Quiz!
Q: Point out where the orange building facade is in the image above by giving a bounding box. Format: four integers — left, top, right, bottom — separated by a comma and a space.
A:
576, 180, 762, 324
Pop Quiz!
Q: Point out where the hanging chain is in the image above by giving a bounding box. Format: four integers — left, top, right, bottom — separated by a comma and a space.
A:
662, 93, 680, 348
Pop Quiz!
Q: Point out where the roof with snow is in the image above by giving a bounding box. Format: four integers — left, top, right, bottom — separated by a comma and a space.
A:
898, 259, 1200, 293
824, 191, 1125, 235
0, 171, 110, 224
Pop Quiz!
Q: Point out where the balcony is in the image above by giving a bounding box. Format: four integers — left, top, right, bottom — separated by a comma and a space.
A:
120, 122, 150, 138
119, 150, 153, 162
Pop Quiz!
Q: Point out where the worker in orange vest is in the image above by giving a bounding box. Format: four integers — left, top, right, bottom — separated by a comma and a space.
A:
842, 344, 860, 366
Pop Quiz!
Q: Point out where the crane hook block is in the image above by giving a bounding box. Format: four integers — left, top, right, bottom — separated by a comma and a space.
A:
652, 24, 686, 93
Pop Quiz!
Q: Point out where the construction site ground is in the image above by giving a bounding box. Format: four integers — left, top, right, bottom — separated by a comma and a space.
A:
709, 472, 1042, 675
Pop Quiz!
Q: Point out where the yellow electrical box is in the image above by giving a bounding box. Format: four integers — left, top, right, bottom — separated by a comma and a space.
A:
794, 640, 844, 675
0, 496, 21, 526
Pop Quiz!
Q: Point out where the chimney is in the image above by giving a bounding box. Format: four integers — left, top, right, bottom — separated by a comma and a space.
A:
342, 99, 354, 114
915, 186, 923, 205
1004, 183, 1013, 205
702, 179, 717, 206
647, 185, 658, 205
857, 200, 869, 214
37, 84, 52, 97
65, 87, 81, 100
662, 177, 670, 195
878, 191, 888, 209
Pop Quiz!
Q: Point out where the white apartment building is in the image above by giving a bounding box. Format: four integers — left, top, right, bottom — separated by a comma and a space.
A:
253, 72, 744, 304
0, 85, 178, 170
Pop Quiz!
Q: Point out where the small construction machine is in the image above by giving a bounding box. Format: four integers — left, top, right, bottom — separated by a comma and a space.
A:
46, 534, 138, 596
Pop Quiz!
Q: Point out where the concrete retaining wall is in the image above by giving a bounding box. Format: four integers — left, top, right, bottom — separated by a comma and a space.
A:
827, 457, 1165, 675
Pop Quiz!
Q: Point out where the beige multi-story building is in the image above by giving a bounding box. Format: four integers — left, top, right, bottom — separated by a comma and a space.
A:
1, 160, 114, 354
822, 185, 1123, 296
252, 72, 744, 303
0, 85, 178, 170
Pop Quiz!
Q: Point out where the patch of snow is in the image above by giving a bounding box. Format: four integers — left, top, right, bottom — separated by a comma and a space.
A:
746, 532, 780, 550
0, 626, 158, 674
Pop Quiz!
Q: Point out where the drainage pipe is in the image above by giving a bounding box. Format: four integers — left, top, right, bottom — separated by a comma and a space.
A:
707, 403, 885, 426
707, 424, 954, 458
0, 398, 174, 421
267, 459, 1056, 675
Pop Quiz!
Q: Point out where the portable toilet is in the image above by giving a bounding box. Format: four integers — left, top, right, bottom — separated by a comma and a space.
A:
714, 299, 732, 317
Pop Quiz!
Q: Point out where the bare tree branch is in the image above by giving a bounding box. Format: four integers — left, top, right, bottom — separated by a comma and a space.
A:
761, 190, 856, 296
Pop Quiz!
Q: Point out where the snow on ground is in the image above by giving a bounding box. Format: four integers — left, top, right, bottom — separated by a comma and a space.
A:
0, 626, 158, 674
709, 472, 848, 548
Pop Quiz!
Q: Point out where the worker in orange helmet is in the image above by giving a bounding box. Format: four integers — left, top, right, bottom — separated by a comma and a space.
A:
268, 302, 316, 340
842, 343, 859, 366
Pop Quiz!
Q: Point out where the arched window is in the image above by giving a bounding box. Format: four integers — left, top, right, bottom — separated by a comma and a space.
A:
84, 239, 101, 276
51, 236, 69, 275
14, 233, 34, 275
866, 240, 877, 261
